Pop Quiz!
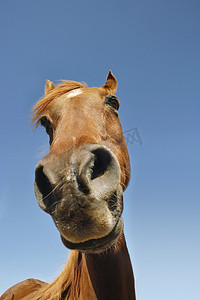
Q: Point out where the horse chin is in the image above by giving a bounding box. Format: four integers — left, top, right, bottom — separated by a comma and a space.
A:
60, 217, 123, 253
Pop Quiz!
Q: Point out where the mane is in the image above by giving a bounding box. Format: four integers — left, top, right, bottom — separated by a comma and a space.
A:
35, 251, 82, 300
32, 80, 87, 127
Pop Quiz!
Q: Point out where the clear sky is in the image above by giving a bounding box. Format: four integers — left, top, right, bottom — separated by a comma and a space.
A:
0, 0, 199, 299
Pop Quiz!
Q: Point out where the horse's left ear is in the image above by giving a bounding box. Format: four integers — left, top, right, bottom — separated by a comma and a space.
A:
102, 70, 118, 94
45, 80, 55, 95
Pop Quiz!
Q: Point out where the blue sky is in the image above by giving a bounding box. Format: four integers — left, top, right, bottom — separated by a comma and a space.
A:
0, 0, 199, 299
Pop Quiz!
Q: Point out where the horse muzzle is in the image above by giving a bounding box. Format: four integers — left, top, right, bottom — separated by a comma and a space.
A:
34, 144, 123, 252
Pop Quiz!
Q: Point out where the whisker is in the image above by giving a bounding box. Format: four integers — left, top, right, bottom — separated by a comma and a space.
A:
42, 181, 63, 200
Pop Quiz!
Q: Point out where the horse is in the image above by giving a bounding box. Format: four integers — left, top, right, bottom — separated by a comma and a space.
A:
1, 71, 136, 300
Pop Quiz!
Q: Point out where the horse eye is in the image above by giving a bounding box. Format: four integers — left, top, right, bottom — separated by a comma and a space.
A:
40, 116, 51, 129
40, 116, 53, 144
105, 95, 119, 111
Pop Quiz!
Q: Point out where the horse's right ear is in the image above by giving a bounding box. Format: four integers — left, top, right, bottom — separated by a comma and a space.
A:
102, 70, 118, 94
45, 80, 55, 95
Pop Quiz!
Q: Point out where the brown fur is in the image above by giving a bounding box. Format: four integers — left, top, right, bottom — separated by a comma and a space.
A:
32, 80, 87, 127
34, 251, 82, 300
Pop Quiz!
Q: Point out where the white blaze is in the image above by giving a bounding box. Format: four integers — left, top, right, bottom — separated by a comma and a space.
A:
66, 89, 83, 98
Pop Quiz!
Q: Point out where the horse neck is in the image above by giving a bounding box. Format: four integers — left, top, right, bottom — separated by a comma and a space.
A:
37, 232, 136, 300
77, 232, 136, 300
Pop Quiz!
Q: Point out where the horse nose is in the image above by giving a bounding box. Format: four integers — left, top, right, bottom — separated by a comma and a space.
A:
71, 147, 112, 195
72, 145, 121, 197
34, 145, 121, 213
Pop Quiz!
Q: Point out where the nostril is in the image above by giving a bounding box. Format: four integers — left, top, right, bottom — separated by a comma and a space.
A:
91, 148, 112, 180
35, 165, 55, 211
35, 166, 52, 198
77, 176, 90, 195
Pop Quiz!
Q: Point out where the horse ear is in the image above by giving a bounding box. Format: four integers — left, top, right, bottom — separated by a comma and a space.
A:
102, 70, 118, 94
45, 80, 55, 95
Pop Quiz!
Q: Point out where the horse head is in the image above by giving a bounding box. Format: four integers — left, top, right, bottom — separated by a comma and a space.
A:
33, 71, 130, 253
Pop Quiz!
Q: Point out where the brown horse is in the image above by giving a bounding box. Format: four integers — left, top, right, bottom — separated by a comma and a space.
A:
1, 71, 136, 300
